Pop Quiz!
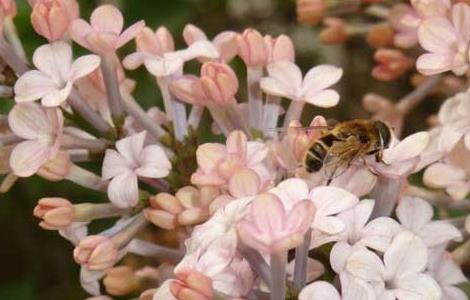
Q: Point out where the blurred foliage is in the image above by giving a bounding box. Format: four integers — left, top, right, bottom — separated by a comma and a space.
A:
0, 0, 454, 299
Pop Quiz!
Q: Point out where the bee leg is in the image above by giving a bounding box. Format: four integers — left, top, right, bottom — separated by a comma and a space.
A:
326, 178, 333, 186
361, 157, 379, 177
375, 150, 391, 166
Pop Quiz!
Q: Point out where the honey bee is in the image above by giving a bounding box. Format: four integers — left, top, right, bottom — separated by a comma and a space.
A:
302, 119, 393, 184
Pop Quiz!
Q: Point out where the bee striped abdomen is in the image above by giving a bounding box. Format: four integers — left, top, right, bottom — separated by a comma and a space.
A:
305, 141, 328, 172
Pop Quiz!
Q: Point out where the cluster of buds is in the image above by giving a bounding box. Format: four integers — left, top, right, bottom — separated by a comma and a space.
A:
0, 0, 469, 300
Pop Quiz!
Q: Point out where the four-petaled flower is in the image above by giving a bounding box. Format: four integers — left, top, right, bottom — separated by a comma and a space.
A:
102, 131, 171, 208
14, 41, 100, 107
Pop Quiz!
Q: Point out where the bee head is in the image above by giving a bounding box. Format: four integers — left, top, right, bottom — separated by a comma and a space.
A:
374, 120, 392, 148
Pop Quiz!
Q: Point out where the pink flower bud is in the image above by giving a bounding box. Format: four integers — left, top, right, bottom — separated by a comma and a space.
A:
30, 0, 79, 42
296, 0, 325, 26
372, 49, 412, 81
176, 186, 200, 209
36, 150, 71, 181
73, 235, 119, 270
177, 207, 209, 226
33, 197, 73, 230
228, 168, 261, 198
171, 267, 213, 300
200, 62, 239, 105
366, 24, 394, 49
0, 0, 16, 18
103, 266, 138, 296
319, 18, 348, 45
237, 29, 268, 67
145, 193, 182, 230
198, 186, 220, 207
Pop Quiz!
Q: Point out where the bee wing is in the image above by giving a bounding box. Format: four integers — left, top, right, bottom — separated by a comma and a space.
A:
323, 137, 366, 180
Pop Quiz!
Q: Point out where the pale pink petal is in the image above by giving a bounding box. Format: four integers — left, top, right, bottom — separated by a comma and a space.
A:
135, 145, 171, 178
447, 183, 470, 201
346, 248, 385, 282
362, 217, 402, 252
286, 200, 315, 234
443, 287, 468, 300
419, 222, 462, 247
396, 197, 433, 232
195, 143, 227, 173
417, 53, 453, 75
169, 75, 207, 106
246, 141, 269, 165
329, 241, 353, 273
10, 140, 51, 177
213, 31, 238, 62
107, 171, 138, 208
384, 231, 427, 277
314, 216, 345, 234
102, 149, 130, 180
33, 41, 72, 79
226, 130, 247, 159
69, 55, 101, 82
299, 281, 341, 300
90, 5, 123, 34
303, 89, 340, 107
183, 24, 208, 45
438, 125, 465, 152
14, 70, 57, 103
395, 273, 442, 300
341, 273, 377, 300
383, 132, 429, 163
418, 18, 458, 53
41, 81, 73, 107
117, 20, 145, 49
263, 61, 302, 99
302, 65, 342, 94
115, 131, 146, 165
270, 178, 309, 211
228, 169, 260, 198
69, 19, 93, 49
122, 52, 147, 70
8, 103, 52, 139
423, 162, 466, 188
251, 193, 285, 235
309, 186, 359, 216
350, 199, 375, 235
144, 56, 183, 77
452, 3, 470, 41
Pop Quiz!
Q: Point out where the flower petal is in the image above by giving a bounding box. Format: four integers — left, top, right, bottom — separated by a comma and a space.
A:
8, 103, 54, 139
115, 131, 146, 165
69, 19, 93, 50
346, 248, 385, 282
383, 132, 429, 163
33, 41, 72, 80
302, 65, 342, 94
41, 81, 73, 107
14, 70, 57, 103
10, 140, 51, 177
309, 186, 359, 216
384, 231, 427, 278
90, 5, 123, 34
362, 217, 402, 252
299, 281, 341, 300
418, 18, 457, 53
262, 61, 302, 100
419, 221, 462, 247
303, 89, 340, 108
423, 162, 466, 188
102, 149, 130, 180
117, 20, 145, 49
396, 197, 433, 231
417, 53, 453, 76
395, 273, 442, 300
135, 145, 171, 178
107, 171, 138, 208
69, 55, 101, 82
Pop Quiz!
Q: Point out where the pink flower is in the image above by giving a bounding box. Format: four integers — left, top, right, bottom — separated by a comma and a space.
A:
346, 231, 442, 299
237, 29, 269, 67
191, 131, 272, 188
299, 278, 375, 300
102, 132, 171, 208
424, 140, 470, 200
264, 34, 295, 64
260, 61, 343, 107
123, 26, 218, 77
237, 192, 315, 253
417, 3, 470, 76
8, 103, 63, 177
396, 197, 462, 247
30, 0, 79, 42
14, 41, 100, 107
389, 0, 450, 48
33, 197, 74, 230
0, 0, 16, 18
69, 5, 145, 54
183, 24, 238, 62
73, 235, 119, 270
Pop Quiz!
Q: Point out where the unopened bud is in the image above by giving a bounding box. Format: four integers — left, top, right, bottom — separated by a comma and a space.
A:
296, 0, 326, 26
33, 197, 74, 230
103, 266, 138, 296
319, 18, 348, 45
366, 24, 394, 49
176, 186, 200, 208
37, 151, 71, 181
73, 235, 119, 270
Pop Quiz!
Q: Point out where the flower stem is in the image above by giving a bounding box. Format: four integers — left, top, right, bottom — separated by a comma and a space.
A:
294, 229, 312, 291
370, 177, 404, 218
0, 38, 28, 75
3, 18, 26, 61
100, 55, 125, 128
74, 203, 131, 222
396, 75, 442, 116
238, 243, 271, 287
121, 92, 166, 140
225, 102, 252, 138
406, 184, 470, 211
66, 163, 108, 192
270, 252, 287, 300
111, 213, 148, 248
62, 135, 107, 152
0, 133, 21, 146
127, 238, 184, 262
263, 95, 281, 137
188, 105, 204, 129
208, 105, 234, 136
68, 90, 116, 139
139, 177, 170, 193
283, 101, 305, 129
247, 66, 264, 131
157, 77, 188, 141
